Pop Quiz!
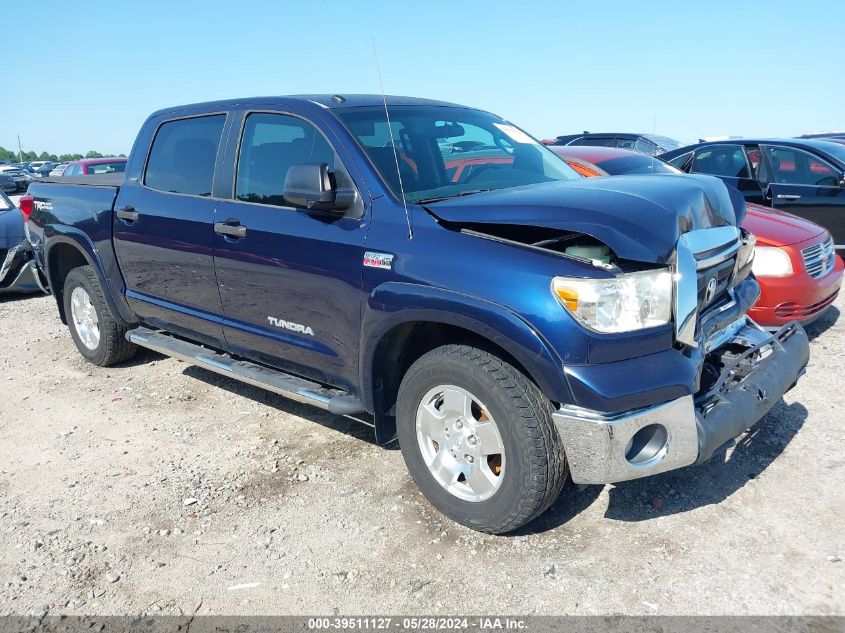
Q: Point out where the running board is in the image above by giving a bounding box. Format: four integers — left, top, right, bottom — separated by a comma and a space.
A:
126, 327, 364, 415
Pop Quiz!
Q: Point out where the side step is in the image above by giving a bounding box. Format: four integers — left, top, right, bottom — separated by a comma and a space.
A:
126, 327, 364, 415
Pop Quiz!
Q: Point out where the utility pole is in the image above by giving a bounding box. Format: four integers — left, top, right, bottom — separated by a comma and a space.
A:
17, 135, 22, 163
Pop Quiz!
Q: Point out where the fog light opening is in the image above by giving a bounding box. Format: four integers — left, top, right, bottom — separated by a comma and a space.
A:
625, 424, 669, 465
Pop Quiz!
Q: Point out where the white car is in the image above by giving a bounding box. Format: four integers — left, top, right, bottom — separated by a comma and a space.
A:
48, 163, 69, 177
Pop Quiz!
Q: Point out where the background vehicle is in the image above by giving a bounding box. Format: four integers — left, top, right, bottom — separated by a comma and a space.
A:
48, 163, 69, 177
0, 173, 15, 193
0, 191, 41, 294
0, 165, 32, 192
799, 131, 845, 140
29, 161, 57, 178
659, 139, 845, 247
549, 146, 844, 328
61, 157, 127, 176
24, 95, 808, 534
545, 132, 683, 155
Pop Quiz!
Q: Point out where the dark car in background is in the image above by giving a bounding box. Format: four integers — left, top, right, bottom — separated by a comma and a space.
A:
0, 172, 15, 193
0, 165, 33, 192
545, 132, 683, 156
0, 190, 42, 294
660, 139, 845, 248
61, 157, 128, 176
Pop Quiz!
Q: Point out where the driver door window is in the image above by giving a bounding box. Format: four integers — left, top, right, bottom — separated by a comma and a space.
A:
762, 146, 840, 187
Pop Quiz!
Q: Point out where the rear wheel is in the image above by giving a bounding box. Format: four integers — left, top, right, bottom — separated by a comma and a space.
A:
63, 266, 136, 366
397, 344, 568, 534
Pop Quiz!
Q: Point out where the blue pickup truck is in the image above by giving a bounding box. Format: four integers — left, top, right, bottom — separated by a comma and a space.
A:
23, 95, 810, 533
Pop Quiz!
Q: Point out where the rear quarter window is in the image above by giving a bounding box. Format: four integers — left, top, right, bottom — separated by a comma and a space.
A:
144, 115, 226, 196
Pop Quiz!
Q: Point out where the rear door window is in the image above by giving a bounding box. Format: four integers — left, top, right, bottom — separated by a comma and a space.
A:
691, 144, 751, 178
144, 115, 226, 196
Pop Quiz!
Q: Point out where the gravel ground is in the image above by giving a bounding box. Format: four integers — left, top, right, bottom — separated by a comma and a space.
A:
0, 290, 843, 617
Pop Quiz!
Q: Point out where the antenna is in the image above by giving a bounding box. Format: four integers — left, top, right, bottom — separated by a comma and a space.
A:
372, 38, 413, 239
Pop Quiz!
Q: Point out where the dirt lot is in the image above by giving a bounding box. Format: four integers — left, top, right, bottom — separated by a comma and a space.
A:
0, 291, 843, 617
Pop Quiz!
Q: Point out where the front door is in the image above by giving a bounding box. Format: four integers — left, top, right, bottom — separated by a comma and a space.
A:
760, 145, 845, 247
212, 111, 368, 391
113, 113, 228, 345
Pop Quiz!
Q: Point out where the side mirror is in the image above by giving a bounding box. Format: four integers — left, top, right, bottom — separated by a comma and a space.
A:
283, 163, 355, 212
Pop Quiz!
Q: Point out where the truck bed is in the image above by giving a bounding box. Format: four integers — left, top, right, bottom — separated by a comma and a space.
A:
35, 173, 124, 188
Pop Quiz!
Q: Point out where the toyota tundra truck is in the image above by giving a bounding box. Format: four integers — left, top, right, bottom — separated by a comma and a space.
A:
22, 95, 810, 533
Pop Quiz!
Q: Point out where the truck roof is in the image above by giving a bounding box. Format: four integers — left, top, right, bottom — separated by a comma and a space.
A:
148, 94, 469, 118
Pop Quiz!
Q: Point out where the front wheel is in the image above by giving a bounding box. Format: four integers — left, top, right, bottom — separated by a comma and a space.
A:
396, 344, 568, 534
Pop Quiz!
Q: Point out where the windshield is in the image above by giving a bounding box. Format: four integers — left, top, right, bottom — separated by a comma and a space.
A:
88, 161, 126, 174
596, 154, 682, 176
336, 105, 579, 203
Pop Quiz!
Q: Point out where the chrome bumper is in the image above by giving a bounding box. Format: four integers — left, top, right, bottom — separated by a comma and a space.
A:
554, 319, 810, 485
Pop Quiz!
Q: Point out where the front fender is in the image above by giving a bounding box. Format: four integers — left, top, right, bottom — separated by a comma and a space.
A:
359, 281, 571, 411
44, 227, 136, 325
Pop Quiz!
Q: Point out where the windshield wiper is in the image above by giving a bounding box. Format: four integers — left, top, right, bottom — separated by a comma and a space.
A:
417, 189, 494, 204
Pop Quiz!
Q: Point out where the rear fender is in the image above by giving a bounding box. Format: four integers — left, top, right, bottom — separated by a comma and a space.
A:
44, 228, 136, 325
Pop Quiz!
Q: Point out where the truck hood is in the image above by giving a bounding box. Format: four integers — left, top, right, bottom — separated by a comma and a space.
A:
423, 174, 744, 264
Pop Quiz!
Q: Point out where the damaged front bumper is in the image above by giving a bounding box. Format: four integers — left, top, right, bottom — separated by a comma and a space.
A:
554, 318, 810, 484
0, 240, 46, 295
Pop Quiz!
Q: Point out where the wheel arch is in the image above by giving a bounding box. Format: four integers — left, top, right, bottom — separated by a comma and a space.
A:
44, 233, 135, 326
361, 283, 570, 444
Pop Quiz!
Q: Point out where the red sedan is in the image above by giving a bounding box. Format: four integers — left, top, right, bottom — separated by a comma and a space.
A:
545, 146, 843, 328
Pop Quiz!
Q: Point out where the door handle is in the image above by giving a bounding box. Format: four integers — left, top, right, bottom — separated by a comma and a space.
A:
214, 221, 247, 239
776, 194, 802, 200
116, 206, 139, 222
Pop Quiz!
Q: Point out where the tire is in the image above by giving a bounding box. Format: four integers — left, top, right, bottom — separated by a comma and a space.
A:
396, 344, 568, 534
63, 265, 136, 366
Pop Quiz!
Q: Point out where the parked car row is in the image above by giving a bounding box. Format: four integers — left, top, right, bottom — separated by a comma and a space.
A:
0, 157, 128, 190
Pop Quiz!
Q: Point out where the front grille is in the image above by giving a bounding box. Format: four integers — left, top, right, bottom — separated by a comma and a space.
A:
696, 256, 735, 313
802, 237, 835, 279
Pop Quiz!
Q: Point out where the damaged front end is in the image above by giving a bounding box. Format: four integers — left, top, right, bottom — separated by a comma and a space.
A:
0, 239, 44, 295
424, 177, 810, 484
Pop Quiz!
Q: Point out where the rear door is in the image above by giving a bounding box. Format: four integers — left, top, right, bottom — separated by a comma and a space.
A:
760, 144, 845, 246
113, 112, 228, 345
212, 109, 369, 391
689, 143, 763, 203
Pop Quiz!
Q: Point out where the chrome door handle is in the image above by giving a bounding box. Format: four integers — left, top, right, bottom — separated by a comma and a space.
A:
776, 194, 802, 200
214, 222, 247, 239
116, 207, 139, 222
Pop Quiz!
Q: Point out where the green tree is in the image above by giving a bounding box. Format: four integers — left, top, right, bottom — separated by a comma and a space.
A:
84, 150, 104, 159
38, 151, 51, 161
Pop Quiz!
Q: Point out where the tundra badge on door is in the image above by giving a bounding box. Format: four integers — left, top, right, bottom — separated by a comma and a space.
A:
267, 316, 314, 336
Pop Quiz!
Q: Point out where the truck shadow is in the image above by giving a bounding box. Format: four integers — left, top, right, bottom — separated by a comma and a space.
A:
518, 399, 808, 533
180, 364, 380, 446
602, 400, 808, 522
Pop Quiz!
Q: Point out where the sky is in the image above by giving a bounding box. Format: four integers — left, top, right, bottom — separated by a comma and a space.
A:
2, 1, 844, 157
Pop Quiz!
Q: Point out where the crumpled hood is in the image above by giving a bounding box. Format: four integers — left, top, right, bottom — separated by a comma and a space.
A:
424, 174, 745, 264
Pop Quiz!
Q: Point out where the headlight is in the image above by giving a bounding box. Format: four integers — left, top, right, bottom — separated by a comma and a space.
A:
552, 269, 673, 333
752, 246, 793, 277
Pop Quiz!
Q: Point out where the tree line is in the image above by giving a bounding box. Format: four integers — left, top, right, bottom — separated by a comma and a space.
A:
0, 146, 127, 163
